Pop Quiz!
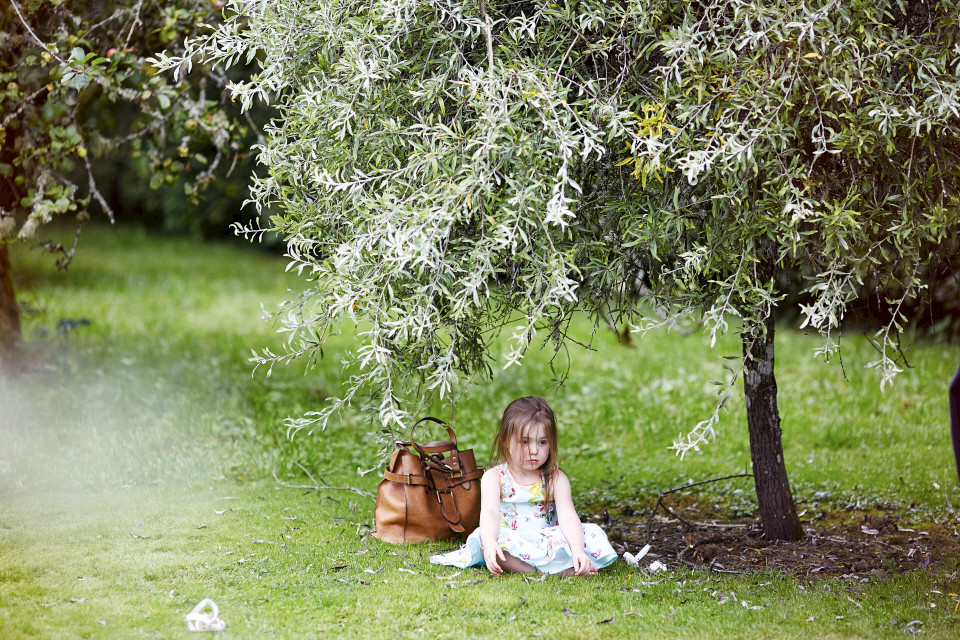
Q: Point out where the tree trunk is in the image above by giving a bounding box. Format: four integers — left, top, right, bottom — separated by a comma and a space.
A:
742, 313, 804, 541
0, 243, 22, 372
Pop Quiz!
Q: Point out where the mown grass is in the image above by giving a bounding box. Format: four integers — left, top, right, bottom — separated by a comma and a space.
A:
1, 224, 958, 639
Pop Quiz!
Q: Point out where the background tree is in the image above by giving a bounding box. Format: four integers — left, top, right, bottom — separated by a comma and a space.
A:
0, 0, 256, 371
155, 0, 960, 540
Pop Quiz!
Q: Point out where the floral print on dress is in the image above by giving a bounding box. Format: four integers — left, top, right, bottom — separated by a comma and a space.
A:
430, 463, 618, 574
496, 464, 557, 533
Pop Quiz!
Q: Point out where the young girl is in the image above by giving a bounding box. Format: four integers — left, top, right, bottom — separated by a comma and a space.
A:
430, 396, 617, 576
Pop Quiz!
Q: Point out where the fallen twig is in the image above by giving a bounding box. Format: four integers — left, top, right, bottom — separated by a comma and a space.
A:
644, 473, 754, 534
272, 464, 375, 498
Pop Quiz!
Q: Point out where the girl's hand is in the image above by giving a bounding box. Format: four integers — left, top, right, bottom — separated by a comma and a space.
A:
483, 545, 506, 576
571, 549, 591, 576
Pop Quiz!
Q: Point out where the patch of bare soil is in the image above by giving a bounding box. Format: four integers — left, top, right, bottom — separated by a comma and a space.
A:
594, 505, 960, 578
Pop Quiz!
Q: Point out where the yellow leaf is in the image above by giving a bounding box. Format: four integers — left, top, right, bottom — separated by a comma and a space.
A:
803, 52, 822, 60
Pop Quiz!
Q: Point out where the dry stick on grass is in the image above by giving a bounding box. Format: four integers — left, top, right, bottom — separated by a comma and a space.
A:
272, 461, 375, 498
644, 473, 754, 535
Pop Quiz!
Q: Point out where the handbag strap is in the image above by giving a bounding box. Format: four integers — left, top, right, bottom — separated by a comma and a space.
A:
382, 468, 432, 486
410, 416, 458, 456
381, 445, 431, 486
428, 467, 465, 532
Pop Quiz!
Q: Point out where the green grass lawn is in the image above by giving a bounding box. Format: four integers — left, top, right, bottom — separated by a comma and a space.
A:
1, 224, 959, 638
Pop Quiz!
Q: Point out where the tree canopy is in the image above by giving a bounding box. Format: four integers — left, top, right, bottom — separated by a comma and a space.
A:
1, 0, 251, 247
159, 0, 960, 427
1, 0, 259, 367
154, 0, 960, 538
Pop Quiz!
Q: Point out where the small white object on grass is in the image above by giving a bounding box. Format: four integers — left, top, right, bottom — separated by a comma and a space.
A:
648, 560, 667, 573
623, 544, 651, 567
185, 599, 226, 632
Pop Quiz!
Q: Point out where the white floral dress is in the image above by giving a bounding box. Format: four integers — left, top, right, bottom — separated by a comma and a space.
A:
429, 463, 617, 574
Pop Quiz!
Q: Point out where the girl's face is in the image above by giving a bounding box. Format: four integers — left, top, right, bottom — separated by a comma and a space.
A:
509, 422, 550, 474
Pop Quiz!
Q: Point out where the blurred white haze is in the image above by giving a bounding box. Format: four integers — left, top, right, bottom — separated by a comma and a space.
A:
0, 360, 246, 496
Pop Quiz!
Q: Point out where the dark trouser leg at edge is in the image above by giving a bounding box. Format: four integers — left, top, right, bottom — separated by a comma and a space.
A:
950, 360, 960, 486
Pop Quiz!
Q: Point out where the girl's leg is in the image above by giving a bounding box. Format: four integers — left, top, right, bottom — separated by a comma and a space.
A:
498, 552, 537, 574
558, 564, 599, 577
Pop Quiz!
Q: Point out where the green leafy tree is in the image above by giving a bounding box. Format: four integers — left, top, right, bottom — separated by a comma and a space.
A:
155, 0, 960, 540
0, 0, 250, 369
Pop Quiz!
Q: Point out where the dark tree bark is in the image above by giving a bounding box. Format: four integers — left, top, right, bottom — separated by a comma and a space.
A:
0, 243, 22, 372
742, 312, 804, 541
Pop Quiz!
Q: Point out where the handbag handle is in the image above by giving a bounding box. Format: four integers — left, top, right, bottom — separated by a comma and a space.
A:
409, 416, 458, 456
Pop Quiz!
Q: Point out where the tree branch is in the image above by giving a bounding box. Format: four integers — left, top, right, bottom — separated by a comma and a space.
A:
479, 0, 494, 73
9, 0, 69, 65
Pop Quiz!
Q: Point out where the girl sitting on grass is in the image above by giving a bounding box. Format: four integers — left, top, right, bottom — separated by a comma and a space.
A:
430, 396, 617, 576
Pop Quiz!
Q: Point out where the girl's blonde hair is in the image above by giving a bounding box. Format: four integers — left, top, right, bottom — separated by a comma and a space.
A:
490, 396, 560, 501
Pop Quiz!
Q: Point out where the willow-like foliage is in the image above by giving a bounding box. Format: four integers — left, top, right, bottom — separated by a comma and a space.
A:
153, 0, 960, 457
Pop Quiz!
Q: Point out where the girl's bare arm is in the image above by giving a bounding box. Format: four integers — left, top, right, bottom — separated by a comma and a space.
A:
553, 470, 591, 574
478, 468, 505, 575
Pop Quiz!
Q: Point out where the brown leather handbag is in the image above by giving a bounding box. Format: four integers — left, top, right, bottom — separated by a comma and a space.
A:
372, 417, 484, 543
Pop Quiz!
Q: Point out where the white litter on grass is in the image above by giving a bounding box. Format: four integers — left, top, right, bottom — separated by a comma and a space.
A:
905, 620, 924, 633
648, 560, 667, 573
623, 544, 651, 567
185, 599, 226, 632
